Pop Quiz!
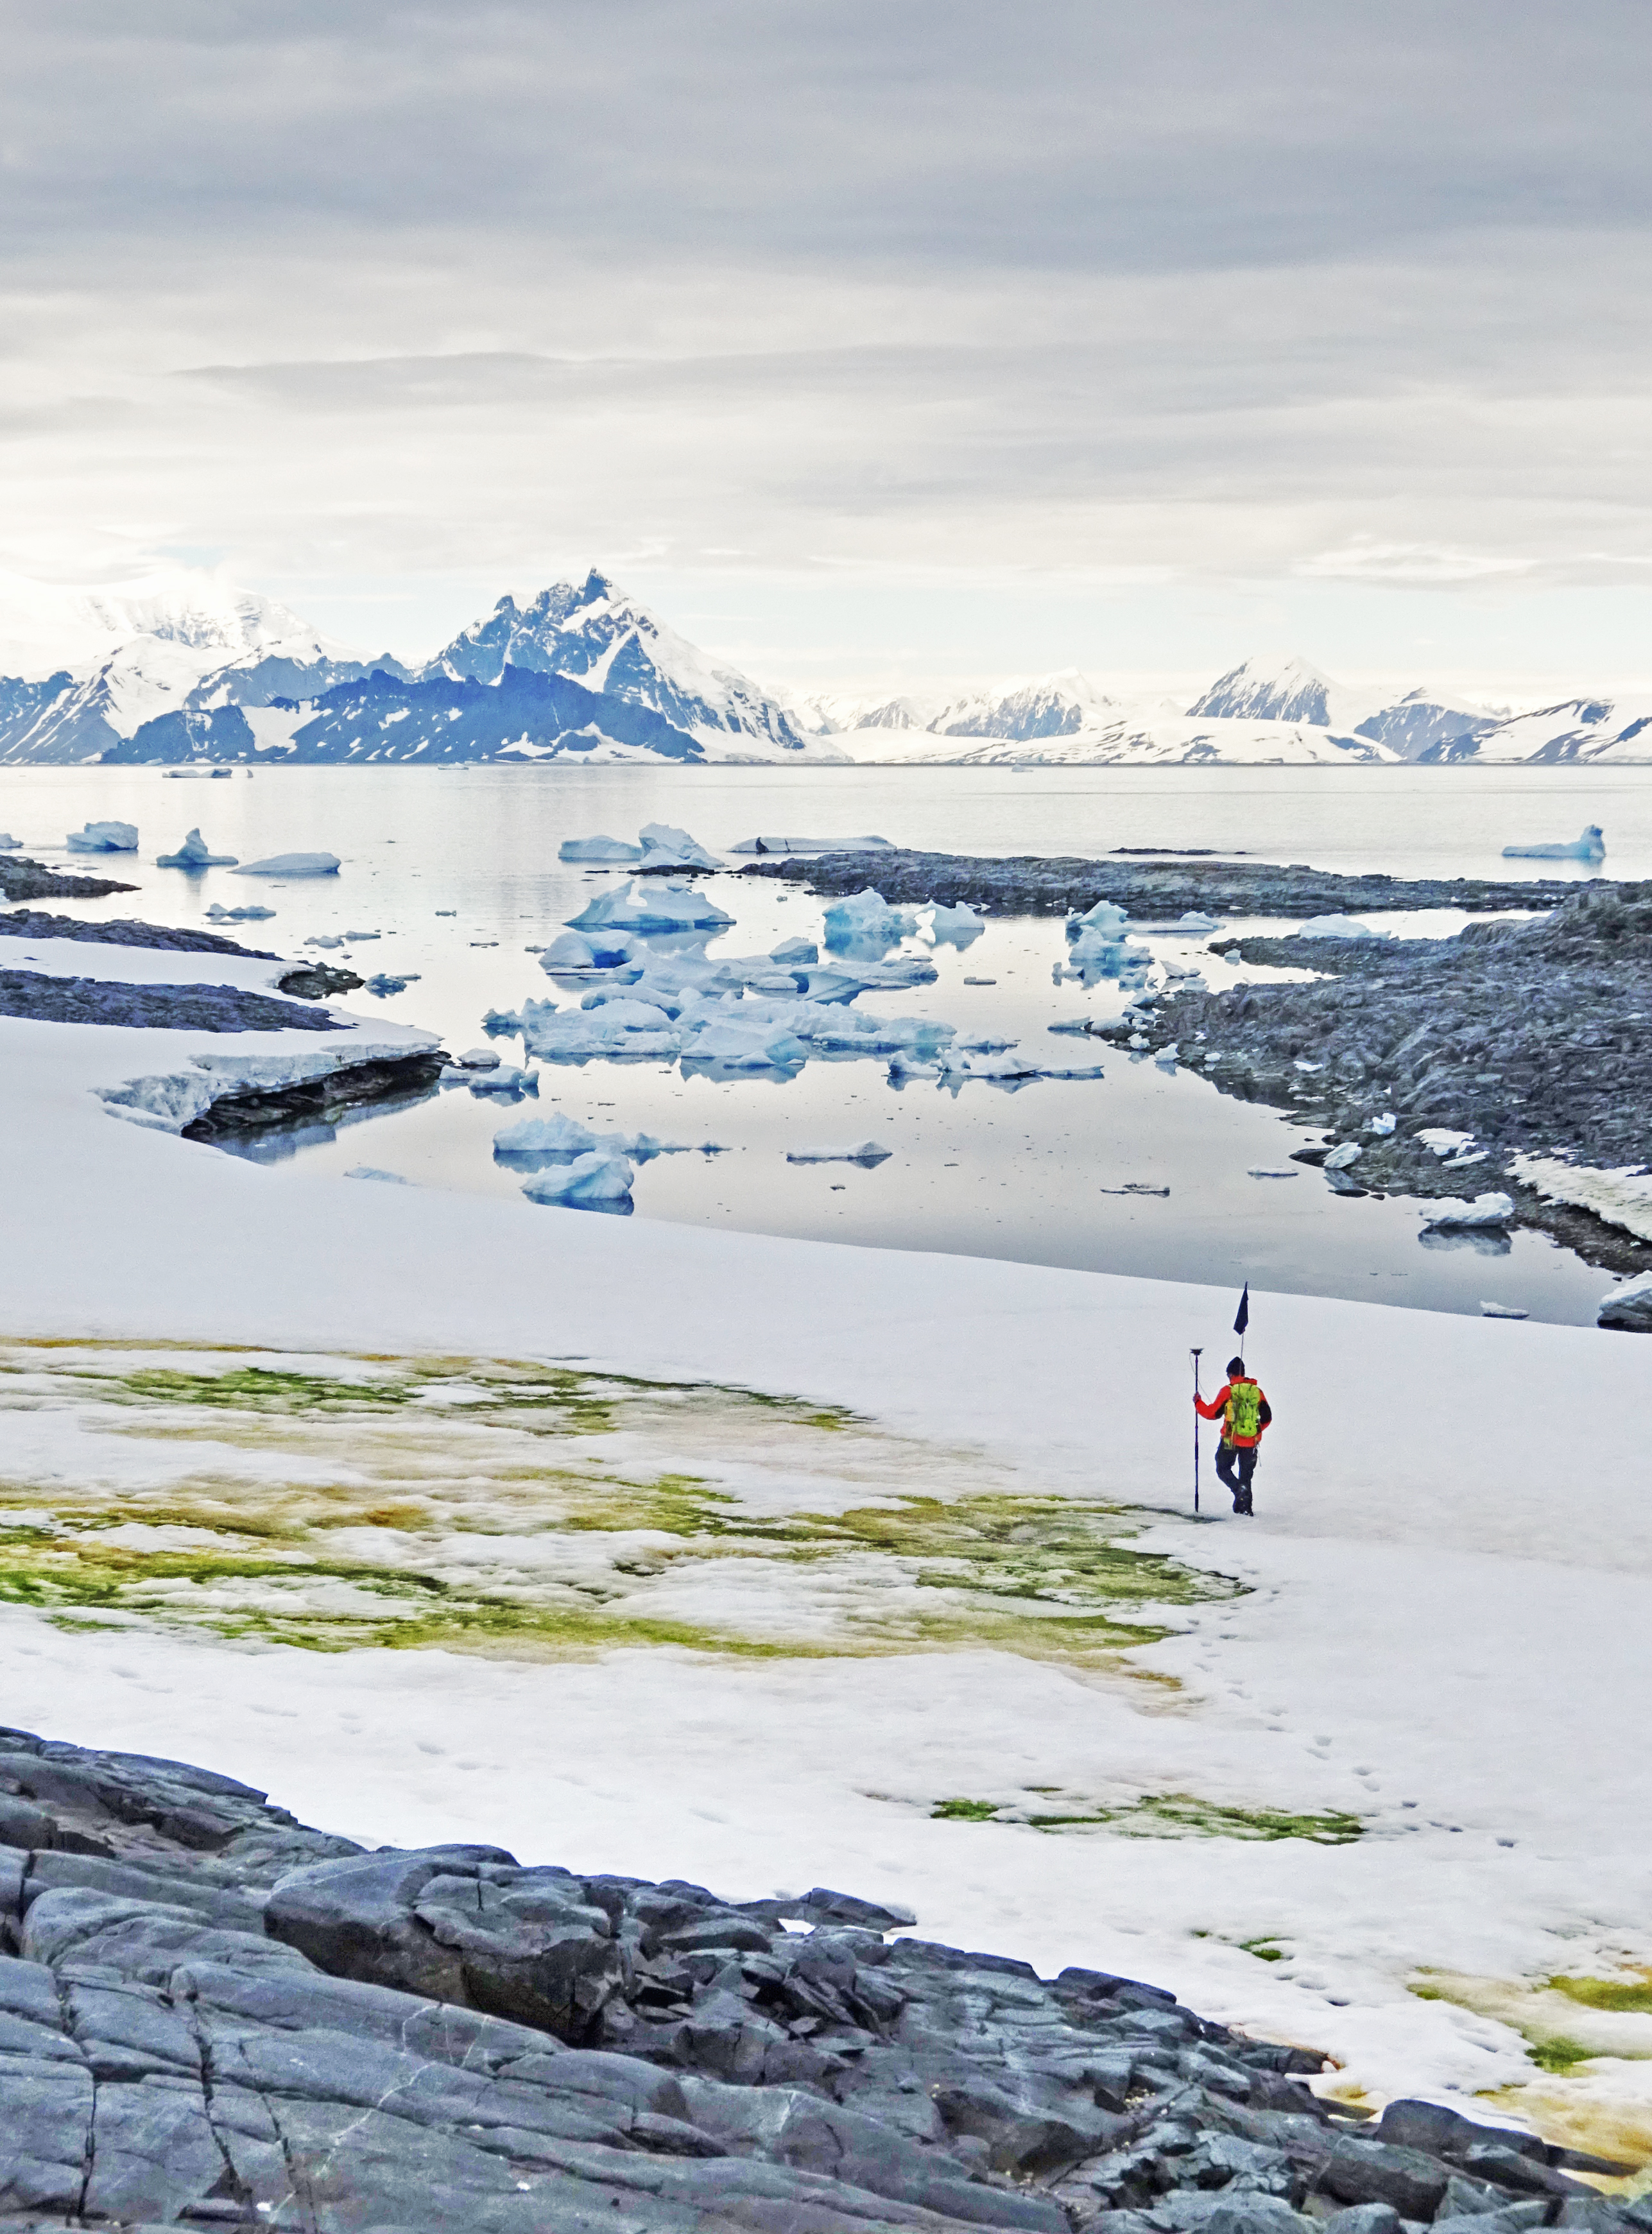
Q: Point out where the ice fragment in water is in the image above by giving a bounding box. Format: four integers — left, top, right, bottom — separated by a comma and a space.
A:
66, 820, 138, 852
822, 887, 919, 953
1480, 1301, 1529, 1319
205, 902, 275, 921
1501, 824, 1605, 861
785, 1141, 894, 1165
728, 834, 893, 854
344, 1167, 411, 1184
637, 821, 719, 869
234, 852, 340, 877
521, 1151, 635, 1208
1421, 1193, 1515, 1230
0, 833, 20, 849
926, 900, 984, 947
1325, 1142, 1363, 1169
558, 834, 644, 863
768, 936, 820, 965
156, 827, 238, 868
365, 973, 418, 996
1294, 915, 1392, 938
1367, 1111, 1397, 1134
566, 878, 732, 934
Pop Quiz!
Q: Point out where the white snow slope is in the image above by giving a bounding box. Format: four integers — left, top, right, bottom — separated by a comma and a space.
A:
1, 934, 1651, 2162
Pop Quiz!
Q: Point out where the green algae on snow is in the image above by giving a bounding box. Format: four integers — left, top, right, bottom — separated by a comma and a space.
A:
927, 1791, 1363, 1843
0, 1340, 1237, 1664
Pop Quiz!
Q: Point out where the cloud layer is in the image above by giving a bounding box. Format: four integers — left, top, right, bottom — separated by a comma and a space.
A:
3, 2, 1649, 685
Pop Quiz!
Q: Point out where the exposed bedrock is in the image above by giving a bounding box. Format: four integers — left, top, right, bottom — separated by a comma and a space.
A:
0, 855, 141, 903
0, 970, 343, 1033
0, 909, 277, 959
0, 1727, 1642, 2232
741, 851, 1597, 921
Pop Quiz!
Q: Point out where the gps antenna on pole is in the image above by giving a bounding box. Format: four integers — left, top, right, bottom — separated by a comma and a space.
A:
1191, 1348, 1203, 1515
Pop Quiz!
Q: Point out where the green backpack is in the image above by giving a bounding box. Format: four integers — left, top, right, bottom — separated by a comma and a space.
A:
1226, 1378, 1262, 1441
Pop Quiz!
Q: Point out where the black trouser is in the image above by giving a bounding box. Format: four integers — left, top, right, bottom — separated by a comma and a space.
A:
1215, 1441, 1257, 1503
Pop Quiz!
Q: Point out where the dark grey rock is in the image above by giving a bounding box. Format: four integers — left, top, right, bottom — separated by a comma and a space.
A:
1320, 2205, 1400, 2234
0, 968, 342, 1033
0, 1725, 1635, 2234
0, 907, 273, 957
0, 858, 137, 902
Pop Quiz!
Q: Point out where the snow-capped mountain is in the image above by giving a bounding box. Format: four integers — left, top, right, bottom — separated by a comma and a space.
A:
0, 567, 314, 676
796, 692, 940, 734
832, 712, 1398, 769
1422, 696, 1652, 765
930, 670, 1122, 741
1350, 687, 1493, 760
426, 571, 826, 759
1187, 654, 1372, 730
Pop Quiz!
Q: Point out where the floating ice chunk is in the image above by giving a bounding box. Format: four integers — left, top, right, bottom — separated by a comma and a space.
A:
234, 852, 340, 877
0, 833, 20, 849
822, 888, 920, 954
958, 1031, 1017, 1053
495, 1111, 597, 1155
365, 973, 418, 996
205, 902, 275, 922
66, 820, 139, 852
522, 1151, 635, 1208
1501, 824, 1605, 861
637, 821, 719, 869
1249, 1168, 1300, 1180
1068, 899, 1129, 936
538, 931, 598, 970
467, 1064, 537, 1096
769, 936, 820, 965
156, 827, 238, 868
558, 834, 644, 863
1421, 1192, 1516, 1230
927, 900, 984, 947
452, 1047, 500, 1069
686, 1017, 810, 1069
303, 936, 348, 949
519, 995, 680, 1060
344, 1167, 411, 1184
728, 834, 893, 855
1294, 915, 1392, 939
804, 1013, 954, 1057
1480, 1301, 1529, 1319
1599, 1270, 1652, 1330
1417, 1128, 1476, 1158
1166, 910, 1221, 934
1101, 1182, 1168, 1196
1367, 1111, 1397, 1135
938, 1048, 1042, 1081
566, 878, 733, 935
786, 1141, 894, 1165
1040, 1061, 1106, 1079
1325, 1142, 1363, 1169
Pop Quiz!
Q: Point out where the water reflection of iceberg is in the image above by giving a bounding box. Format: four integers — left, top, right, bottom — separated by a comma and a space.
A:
1416, 1226, 1513, 1257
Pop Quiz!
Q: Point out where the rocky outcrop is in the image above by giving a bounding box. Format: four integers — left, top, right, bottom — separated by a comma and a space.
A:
0, 1728, 1642, 2232
0, 857, 138, 903
1096, 891, 1652, 1238
0, 970, 343, 1033
740, 851, 1596, 922
0, 909, 276, 959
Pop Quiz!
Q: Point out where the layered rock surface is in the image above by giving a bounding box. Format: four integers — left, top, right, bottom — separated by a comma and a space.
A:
0, 1728, 1642, 2233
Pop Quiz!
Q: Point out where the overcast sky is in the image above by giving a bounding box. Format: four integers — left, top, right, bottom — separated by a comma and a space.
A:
2, 1, 1649, 694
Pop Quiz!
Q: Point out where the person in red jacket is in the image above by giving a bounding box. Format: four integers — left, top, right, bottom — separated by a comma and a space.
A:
1194, 1354, 1271, 1516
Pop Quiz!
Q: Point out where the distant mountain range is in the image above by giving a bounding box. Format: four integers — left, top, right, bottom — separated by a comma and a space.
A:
0, 573, 1648, 769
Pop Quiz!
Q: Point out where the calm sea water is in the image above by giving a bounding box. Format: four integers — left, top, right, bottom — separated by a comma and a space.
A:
6, 760, 1648, 1328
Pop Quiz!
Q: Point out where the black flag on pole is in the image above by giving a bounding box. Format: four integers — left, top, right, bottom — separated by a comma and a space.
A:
1234, 1282, 1250, 1339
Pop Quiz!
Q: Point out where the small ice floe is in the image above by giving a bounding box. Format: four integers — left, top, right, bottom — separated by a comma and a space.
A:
1294, 915, 1392, 939
1367, 1111, 1397, 1135
1166, 909, 1221, 934
938, 1048, 1042, 1082
0, 834, 21, 849
467, 1063, 537, 1096
958, 1031, 1017, 1053
1153, 1044, 1179, 1070
558, 834, 644, 863
888, 1053, 940, 1081
521, 1151, 635, 1210
637, 821, 719, 870
1422, 1192, 1516, 1232
344, 1167, 411, 1185
234, 853, 340, 877
364, 973, 418, 996
769, 936, 819, 965
1063, 901, 1151, 987
1501, 825, 1605, 862
685, 1017, 809, 1069
344, 930, 381, 941
728, 835, 893, 855
519, 995, 681, 1061
302, 935, 348, 950
1248, 1168, 1300, 1180
1041, 1061, 1106, 1079
822, 888, 920, 953
785, 1142, 893, 1165
926, 900, 984, 947
156, 827, 237, 868
1101, 1182, 1169, 1196
205, 902, 275, 922
1325, 1142, 1363, 1169
1598, 1271, 1652, 1331
495, 1111, 599, 1155
1480, 1301, 1529, 1319
66, 820, 138, 852
963, 975, 996, 986
452, 1048, 500, 1069
566, 879, 732, 935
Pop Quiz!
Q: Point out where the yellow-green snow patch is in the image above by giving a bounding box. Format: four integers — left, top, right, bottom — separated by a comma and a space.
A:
923, 1790, 1361, 1842
0, 1341, 1236, 1663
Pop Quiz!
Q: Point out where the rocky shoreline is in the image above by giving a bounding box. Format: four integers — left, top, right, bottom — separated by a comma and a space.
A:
740, 852, 1594, 922
0, 856, 139, 904
0, 970, 345, 1035
1087, 887, 1652, 1282
0, 1727, 1642, 2233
